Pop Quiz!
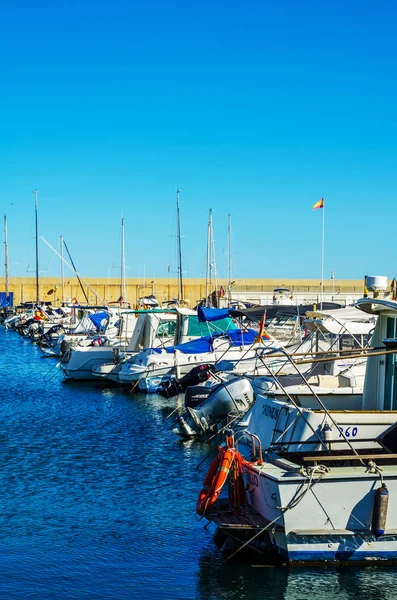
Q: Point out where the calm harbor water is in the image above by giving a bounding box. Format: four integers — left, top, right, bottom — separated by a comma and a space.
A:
1, 326, 397, 599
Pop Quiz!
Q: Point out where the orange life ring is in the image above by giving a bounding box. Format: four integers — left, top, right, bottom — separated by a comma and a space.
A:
196, 446, 236, 515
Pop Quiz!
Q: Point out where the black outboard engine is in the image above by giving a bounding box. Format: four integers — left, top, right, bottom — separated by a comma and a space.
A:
159, 364, 216, 399
16, 317, 35, 336
60, 339, 71, 355
173, 377, 255, 438
38, 324, 64, 347
184, 385, 214, 409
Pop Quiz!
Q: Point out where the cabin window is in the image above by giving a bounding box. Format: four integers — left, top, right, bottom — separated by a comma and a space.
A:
339, 334, 364, 351
384, 317, 397, 410
157, 320, 177, 338
186, 316, 236, 337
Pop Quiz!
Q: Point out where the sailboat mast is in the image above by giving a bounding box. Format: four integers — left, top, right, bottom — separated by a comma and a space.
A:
210, 209, 217, 302
60, 235, 65, 305
176, 189, 183, 304
121, 217, 126, 302
4, 214, 9, 297
205, 210, 210, 307
33, 189, 39, 304
227, 213, 232, 304
208, 208, 213, 306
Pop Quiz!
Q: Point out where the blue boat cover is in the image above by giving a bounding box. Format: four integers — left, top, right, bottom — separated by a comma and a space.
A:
226, 328, 258, 346
0, 292, 13, 308
165, 334, 218, 354
197, 306, 231, 322
89, 311, 109, 332
164, 328, 263, 354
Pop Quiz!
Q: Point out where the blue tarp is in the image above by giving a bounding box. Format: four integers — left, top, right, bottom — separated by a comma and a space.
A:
164, 328, 262, 354
165, 334, 218, 354
197, 306, 231, 322
226, 328, 258, 346
0, 292, 13, 308
89, 311, 109, 333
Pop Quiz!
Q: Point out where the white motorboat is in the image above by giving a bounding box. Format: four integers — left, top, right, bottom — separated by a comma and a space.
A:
118, 328, 282, 388
91, 309, 179, 383
97, 307, 239, 386
195, 290, 397, 564
171, 305, 374, 438
60, 307, 156, 380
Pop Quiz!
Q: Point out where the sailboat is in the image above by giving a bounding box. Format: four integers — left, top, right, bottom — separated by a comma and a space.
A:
59, 218, 136, 379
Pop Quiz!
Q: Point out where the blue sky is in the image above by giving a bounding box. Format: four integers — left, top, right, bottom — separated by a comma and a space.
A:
1, 0, 396, 282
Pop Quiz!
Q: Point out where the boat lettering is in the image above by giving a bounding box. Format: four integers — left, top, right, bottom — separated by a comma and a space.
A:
338, 426, 358, 438
262, 405, 280, 420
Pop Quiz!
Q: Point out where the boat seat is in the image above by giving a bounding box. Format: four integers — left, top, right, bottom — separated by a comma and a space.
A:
306, 374, 340, 388
338, 374, 355, 387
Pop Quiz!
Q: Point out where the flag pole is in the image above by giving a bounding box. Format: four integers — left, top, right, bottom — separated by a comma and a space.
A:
321, 198, 325, 309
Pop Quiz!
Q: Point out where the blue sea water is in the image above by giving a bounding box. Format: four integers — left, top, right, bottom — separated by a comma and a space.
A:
1, 326, 397, 599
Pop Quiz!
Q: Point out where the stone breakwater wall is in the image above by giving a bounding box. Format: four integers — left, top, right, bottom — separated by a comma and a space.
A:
3, 277, 369, 307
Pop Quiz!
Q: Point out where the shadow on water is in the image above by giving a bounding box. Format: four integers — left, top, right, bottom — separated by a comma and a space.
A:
196, 542, 397, 600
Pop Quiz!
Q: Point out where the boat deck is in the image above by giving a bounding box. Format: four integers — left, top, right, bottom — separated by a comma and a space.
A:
206, 504, 279, 530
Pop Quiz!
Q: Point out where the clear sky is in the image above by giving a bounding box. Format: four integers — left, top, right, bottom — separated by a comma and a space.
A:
1, 0, 396, 283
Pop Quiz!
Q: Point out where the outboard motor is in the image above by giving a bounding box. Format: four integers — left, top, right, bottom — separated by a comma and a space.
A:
40, 324, 64, 345
60, 339, 72, 355
184, 385, 213, 409
16, 317, 35, 336
173, 377, 255, 438
159, 364, 216, 399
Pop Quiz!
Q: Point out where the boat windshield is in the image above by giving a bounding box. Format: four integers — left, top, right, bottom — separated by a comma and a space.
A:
187, 316, 236, 337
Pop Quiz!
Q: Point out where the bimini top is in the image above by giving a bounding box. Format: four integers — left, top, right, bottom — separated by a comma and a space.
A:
355, 297, 397, 315
162, 328, 261, 354
89, 311, 109, 333
229, 302, 343, 322
304, 305, 377, 335
197, 306, 232, 322
305, 306, 374, 322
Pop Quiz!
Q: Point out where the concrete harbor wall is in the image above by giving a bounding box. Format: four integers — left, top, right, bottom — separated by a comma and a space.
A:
3, 276, 370, 307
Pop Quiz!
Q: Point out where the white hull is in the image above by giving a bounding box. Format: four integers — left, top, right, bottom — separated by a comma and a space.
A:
92, 362, 124, 383
243, 458, 397, 563
118, 341, 281, 386
238, 394, 397, 453
61, 347, 119, 380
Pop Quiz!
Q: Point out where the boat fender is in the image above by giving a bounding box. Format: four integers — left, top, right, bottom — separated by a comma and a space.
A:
321, 422, 333, 452
372, 483, 389, 536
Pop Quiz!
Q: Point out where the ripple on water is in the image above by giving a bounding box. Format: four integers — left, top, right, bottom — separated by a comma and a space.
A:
1, 328, 397, 599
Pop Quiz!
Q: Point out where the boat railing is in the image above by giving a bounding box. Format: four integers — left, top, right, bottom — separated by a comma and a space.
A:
234, 429, 263, 464
254, 345, 368, 463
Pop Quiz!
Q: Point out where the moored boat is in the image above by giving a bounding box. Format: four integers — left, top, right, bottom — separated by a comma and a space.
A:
194, 294, 397, 564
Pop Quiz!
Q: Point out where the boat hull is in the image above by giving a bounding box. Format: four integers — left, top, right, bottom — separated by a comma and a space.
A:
241, 459, 397, 564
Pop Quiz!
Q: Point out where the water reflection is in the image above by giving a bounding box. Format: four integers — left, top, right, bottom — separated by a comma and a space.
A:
197, 541, 397, 600
3, 327, 397, 599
